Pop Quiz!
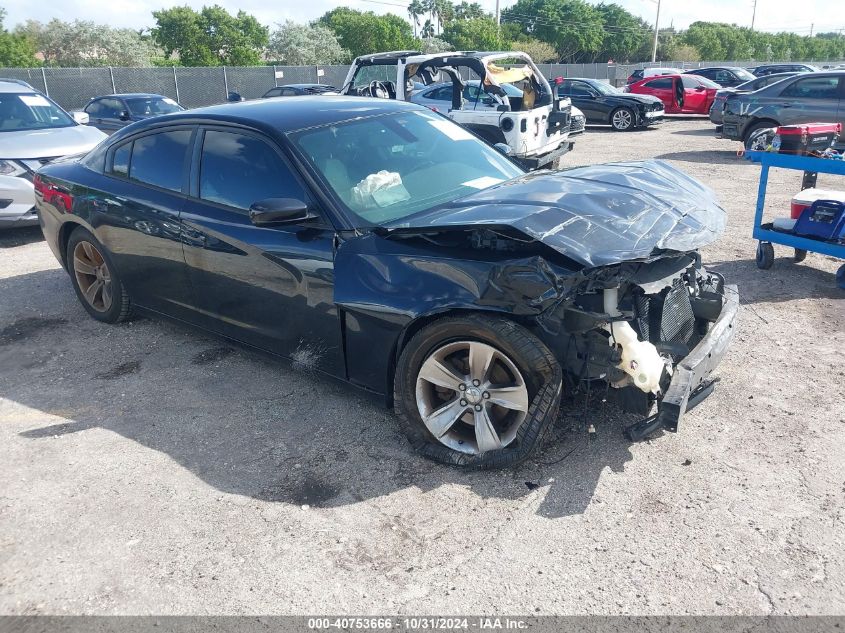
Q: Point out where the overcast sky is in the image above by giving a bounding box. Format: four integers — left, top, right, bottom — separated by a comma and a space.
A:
3, 0, 844, 36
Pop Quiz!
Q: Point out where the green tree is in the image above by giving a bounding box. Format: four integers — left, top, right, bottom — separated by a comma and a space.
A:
319, 8, 415, 59
417, 36, 453, 53
267, 21, 348, 65
152, 5, 268, 66
408, 0, 426, 37
441, 17, 503, 51
511, 38, 558, 62
16, 18, 158, 66
593, 3, 650, 62
453, 2, 486, 20
0, 10, 38, 66
502, 0, 605, 61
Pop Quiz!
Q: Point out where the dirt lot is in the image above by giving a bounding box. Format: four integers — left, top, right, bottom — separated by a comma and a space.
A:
1, 117, 844, 616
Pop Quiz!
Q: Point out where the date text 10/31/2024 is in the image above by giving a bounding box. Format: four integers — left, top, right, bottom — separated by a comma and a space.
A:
307, 617, 529, 630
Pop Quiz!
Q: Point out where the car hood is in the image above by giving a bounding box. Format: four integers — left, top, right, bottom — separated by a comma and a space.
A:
0, 124, 107, 159
386, 160, 726, 268
612, 93, 663, 106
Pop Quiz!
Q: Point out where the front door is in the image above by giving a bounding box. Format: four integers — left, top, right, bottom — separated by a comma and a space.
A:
641, 77, 677, 112
680, 76, 708, 113
180, 126, 344, 377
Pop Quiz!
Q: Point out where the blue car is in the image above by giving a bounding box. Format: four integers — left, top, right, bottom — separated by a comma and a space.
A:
83, 93, 184, 134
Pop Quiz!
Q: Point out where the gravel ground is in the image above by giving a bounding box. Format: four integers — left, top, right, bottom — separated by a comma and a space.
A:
1, 117, 844, 616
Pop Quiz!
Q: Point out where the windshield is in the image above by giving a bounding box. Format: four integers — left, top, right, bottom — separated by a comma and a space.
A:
0, 92, 75, 132
290, 110, 524, 226
732, 68, 756, 81
590, 81, 620, 95
690, 75, 721, 89
126, 97, 183, 116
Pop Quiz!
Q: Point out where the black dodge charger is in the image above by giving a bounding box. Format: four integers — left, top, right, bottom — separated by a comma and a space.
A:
34, 97, 737, 468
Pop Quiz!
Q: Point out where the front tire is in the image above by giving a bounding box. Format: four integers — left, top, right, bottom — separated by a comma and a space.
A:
610, 107, 635, 131
394, 314, 562, 469
67, 227, 132, 323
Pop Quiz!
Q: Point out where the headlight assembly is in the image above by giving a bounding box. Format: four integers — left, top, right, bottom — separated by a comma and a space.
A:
0, 159, 26, 177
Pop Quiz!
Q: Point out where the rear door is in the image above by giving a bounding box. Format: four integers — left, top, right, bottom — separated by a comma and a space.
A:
179, 125, 344, 375
775, 75, 842, 126
562, 80, 605, 121
95, 125, 196, 318
91, 98, 126, 133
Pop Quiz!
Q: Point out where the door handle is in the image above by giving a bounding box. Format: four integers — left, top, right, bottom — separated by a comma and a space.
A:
781, 103, 792, 108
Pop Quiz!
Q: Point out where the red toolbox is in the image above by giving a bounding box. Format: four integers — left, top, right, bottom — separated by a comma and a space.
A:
791, 188, 845, 219
773, 123, 842, 155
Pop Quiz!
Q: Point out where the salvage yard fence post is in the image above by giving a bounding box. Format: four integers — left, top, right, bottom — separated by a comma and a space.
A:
1, 59, 842, 111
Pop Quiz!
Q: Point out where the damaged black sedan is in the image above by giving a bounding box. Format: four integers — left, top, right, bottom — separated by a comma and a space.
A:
34, 97, 737, 468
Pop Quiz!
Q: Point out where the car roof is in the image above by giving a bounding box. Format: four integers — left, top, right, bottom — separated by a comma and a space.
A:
0, 80, 37, 93
269, 84, 333, 89
687, 66, 746, 71
91, 93, 170, 100
113, 96, 423, 137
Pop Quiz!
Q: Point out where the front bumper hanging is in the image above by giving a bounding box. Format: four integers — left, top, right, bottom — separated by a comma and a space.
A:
625, 284, 739, 441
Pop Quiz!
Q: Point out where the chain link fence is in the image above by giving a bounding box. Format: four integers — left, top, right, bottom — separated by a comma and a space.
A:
2, 60, 842, 110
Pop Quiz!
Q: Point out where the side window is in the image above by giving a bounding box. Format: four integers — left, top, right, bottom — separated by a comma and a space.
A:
111, 141, 131, 177
695, 69, 714, 79
780, 77, 840, 99
85, 100, 102, 116
557, 80, 572, 95
645, 78, 672, 89
265, 88, 282, 97
99, 99, 123, 118
715, 71, 732, 83
280, 88, 298, 96
569, 82, 594, 97
681, 76, 700, 89
129, 129, 192, 192
199, 130, 304, 210
427, 86, 453, 101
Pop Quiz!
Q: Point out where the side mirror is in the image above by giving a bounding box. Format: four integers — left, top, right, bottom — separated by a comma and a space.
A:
249, 198, 313, 226
71, 111, 89, 125
492, 143, 512, 156
119, 110, 131, 121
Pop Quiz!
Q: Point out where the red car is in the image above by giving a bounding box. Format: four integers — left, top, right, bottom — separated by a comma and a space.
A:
625, 74, 719, 114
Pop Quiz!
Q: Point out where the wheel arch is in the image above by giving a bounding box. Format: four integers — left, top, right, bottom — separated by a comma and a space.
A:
57, 219, 88, 270
743, 117, 780, 141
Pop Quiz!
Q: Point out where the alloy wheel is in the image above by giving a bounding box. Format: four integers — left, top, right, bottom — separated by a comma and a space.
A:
73, 241, 113, 312
612, 109, 632, 130
414, 340, 529, 455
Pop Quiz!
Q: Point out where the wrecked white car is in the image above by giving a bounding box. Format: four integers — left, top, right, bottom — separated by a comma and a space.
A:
341, 50, 575, 170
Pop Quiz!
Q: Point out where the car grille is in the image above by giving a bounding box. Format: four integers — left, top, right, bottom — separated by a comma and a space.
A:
571, 115, 586, 133
633, 279, 696, 356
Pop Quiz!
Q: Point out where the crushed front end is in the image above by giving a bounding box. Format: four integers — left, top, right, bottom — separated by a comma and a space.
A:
535, 253, 738, 439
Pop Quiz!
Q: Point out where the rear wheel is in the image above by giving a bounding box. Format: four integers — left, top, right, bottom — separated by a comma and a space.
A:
67, 228, 132, 323
610, 107, 635, 131
793, 248, 808, 263
394, 314, 562, 469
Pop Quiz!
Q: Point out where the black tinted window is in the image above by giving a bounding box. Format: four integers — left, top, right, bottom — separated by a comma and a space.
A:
569, 82, 594, 97
781, 77, 840, 99
129, 130, 192, 192
428, 86, 452, 101
85, 100, 103, 116
199, 130, 304, 210
112, 142, 130, 176
645, 78, 673, 89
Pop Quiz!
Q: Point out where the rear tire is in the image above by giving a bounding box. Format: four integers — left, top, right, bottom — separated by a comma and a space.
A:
67, 227, 132, 323
744, 121, 777, 151
394, 314, 562, 469
793, 248, 808, 263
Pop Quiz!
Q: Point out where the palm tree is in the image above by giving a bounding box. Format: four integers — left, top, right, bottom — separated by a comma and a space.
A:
421, 18, 435, 39
407, 0, 424, 38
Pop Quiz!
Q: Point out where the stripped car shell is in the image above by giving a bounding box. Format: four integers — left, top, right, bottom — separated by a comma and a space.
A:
342, 50, 574, 170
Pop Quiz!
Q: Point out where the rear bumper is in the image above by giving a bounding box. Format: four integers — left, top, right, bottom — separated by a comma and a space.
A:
626, 284, 739, 441
517, 141, 574, 170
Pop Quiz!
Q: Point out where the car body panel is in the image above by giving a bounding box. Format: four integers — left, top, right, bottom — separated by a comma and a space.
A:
709, 73, 799, 125
557, 78, 663, 127
721, 71, 845, 142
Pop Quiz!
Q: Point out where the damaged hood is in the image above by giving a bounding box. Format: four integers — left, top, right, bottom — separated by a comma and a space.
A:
387, 160, 726, 268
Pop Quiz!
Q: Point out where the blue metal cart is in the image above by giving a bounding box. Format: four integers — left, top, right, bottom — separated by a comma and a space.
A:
744, 150, 845, 288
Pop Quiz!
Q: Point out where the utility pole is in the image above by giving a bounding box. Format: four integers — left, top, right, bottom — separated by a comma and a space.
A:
495, 0, 500, 26
809, 23, 813, 37
751, 0, 757, 30
651, 0, 662, 63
